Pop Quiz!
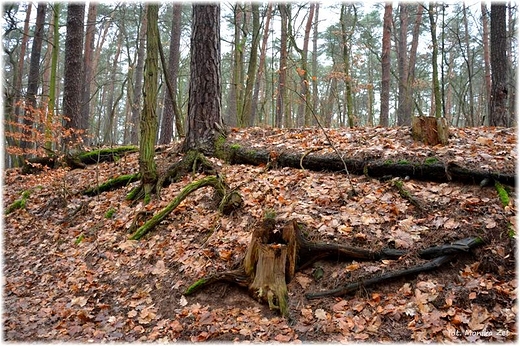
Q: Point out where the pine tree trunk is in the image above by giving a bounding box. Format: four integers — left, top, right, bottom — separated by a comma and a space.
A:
63, 3, 85, 150
241, 3, 260, 128
182, 4, 223, 154
489, 4, 509, 127
81, 3, 97, 145
139, 4, 159, 204
428, 3, 442, 119
159, 4, 184, 144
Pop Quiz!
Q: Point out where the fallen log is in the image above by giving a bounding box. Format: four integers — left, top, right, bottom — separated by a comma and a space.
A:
225, 144, 515, 187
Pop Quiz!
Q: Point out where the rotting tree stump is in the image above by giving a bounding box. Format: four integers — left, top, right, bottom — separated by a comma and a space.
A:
185, 216, 484, 317
411, 115, 449, 146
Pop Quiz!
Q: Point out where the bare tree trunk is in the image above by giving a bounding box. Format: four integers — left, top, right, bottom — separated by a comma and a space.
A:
311, 3, 320, 126
428, 3, 442, 119
130, 6, 147, 144
489, 3, 509, 127
276, 4, 289, 128
63, 3, 85, 150
380, 2, 392, 127
340, 4, 356, 128
22, 3, 47, 153
12, 3, 32, 124
81, 3, 97, 145
103, 31, 123, 145
45, 3, 60, 151
182, 4, 223, 154
481, 3, 491, 125
159, 4, 184, 144
140, 3, 160, 204
241, 3, 260, 128
250, 4, 272, 127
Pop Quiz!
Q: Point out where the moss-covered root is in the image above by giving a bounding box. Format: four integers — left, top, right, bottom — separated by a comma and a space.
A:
494, 180, 510, 207
129, 175, 241, 240
185, 270, 250, 296
5, 190, 31, 215
83, 173, 140, 196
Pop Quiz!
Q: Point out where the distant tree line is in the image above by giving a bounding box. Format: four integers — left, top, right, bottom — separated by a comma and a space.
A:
2, 2, 516, 167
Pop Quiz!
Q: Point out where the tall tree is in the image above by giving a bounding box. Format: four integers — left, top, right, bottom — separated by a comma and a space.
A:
489, 3, 509, 127
276, 4, 289, 128
428, 3, 442, 118
250, 3, 272, 126
396, 3, 423, 126
139, 3, 160, 204
159, 3, 184, 144
240, 2, 260, 127
129, 6, 147, 145
22, 2, 46, 152
340, 4, 356, 128
81, 3, 97, 144
481, 3, 491, 125
380, 2, 392, 127
182, 4, 223, 154
46, 3, 60, 151
63, 3, 85, 149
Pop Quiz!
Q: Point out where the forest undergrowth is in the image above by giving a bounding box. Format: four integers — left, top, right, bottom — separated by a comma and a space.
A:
3, 126, 517, 342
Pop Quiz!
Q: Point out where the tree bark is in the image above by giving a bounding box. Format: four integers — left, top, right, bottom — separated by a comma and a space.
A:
81, 3, 98, 145
428, 3, 442, 119
139, 3, 160, 204
276, 4, 289, 128
380, 3, 392, 127
159, 3, 184, 144
22, 2, 46, 153
182, 4, 223, 154
63, 3, 85, 150
489, 3, 509, 127
129, 6, 147, 145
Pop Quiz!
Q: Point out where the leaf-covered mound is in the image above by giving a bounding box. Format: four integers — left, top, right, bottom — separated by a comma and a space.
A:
3, 126, 516, 342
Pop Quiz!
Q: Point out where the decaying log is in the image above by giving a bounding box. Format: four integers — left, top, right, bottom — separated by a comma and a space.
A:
225, 144, 515, 187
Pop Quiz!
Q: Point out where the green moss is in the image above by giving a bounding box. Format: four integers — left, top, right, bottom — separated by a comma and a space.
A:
383, 159, 394, 165
74, 234, 85, 245
230, 143, 241, 151
104, 208, 116, 219
397, 159, 410, 165
494, 181, 510, 207
507, 224, 515, 238
5, 190, 31, 214
424, 157, 439, 165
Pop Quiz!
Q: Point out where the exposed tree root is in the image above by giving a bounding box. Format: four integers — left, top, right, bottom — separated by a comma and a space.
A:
185, 215, 484, 316
129, 175, 242, 240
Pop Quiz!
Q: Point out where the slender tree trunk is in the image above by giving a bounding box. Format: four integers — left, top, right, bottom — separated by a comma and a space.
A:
340, 4, 356, 128
140, 3, 160, 204
241, 3, 260, 128
250, 4, 272, 127
12, 3, 32, 123
130, 7, 147, 144
45, 3, 60, 151
276, 4, 289, 128
22, 2, 47, 153
428, 2, 442, 118
489, 3, 509, 127
159, 4, 184, 144
182, 4, 223, 154
103, 31, 123, 145
228, 4, 243, 127
311, 3, 320, 126
380, 2, 392, 127
481, 3, 491, 126
461, 4, 475, 126
81, 3, 97, 145
397, 3, 409, 126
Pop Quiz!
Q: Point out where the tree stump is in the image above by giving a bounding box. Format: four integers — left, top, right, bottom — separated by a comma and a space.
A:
411, 116, 449, 145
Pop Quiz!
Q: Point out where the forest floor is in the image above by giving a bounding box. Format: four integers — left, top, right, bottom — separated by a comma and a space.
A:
3, 126, 517, 342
